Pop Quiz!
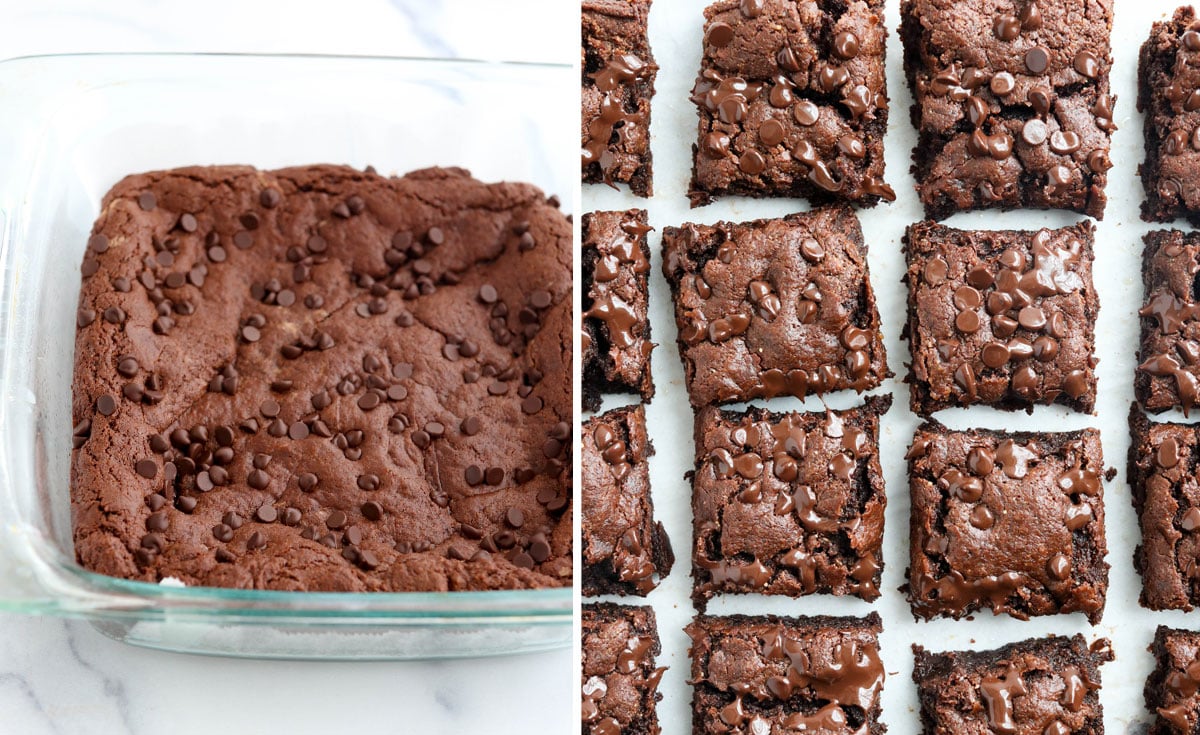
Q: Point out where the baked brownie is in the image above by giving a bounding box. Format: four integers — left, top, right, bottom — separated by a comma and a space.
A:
914, 635, 1112, 735
1139, 7, 1200, 225
687, 613, 885, 735
662, 207, 889, 408
582, 209, 655, 413
687, 0, 894, 208
583, 603, 665, 735
1148, 625, 1200, 734
903, 220, 1099, 415
583, 0, 656, 197
906, 422, 1108, 623
1127, 406, 1200, 611
583, 404, 673, 596
900, 0, 1116, 219
691, 395, 891, 610
71, 165, 572, 591
1136, 230, 1200, 415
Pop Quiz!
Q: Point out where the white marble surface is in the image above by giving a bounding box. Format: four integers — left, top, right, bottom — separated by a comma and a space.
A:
0, 2, 572, 733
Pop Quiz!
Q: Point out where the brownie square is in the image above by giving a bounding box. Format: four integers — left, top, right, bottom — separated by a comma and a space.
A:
71, 165, 572, 591
688, 0, 894, 208
582, 210, 656, 413
1127, 407, 1200, 611
1139, 7, 1200, 225
583, 603, 665, 735
903, 220, 1099, 415
900, 0, 1116, 219
1148, 625, 1200, 734
906, 422, 1108, 623
1136, 230, 1200, 414
687, 613, 885, 735
583, 0, 656, 197
690, 395, 891, 610
914, 635, 1112, 735
662, 207, 889, 408
583, 404, 673, 596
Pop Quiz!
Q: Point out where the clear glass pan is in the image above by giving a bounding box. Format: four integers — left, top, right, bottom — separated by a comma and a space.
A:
0, 53, 573, 659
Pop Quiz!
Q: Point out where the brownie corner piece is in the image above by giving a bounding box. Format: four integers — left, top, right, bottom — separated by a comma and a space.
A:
1139, 6, 1200, 225
688, 0, 893, 208
662, 207, 888, 407
1128, 406, 1200, 612
906, 422, 1109, 624
690, 395, 891, 610
903, 220, 1099, 416
582, 209, 656, 413
582, 0, 656, 197
914, 634, 1112, 735
582, 602, 664, 735
1136, 229, 1200, 414
583, 404, 673, 596
901, 0, 1116, 219
688, 612, 885, 735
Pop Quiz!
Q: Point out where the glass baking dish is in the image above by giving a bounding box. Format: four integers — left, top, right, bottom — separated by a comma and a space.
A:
0, 53, 574, 659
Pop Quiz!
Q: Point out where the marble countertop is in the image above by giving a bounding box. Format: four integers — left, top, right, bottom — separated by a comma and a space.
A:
0, 1, 572, 733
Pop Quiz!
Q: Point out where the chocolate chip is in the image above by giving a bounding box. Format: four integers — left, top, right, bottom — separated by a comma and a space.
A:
89, 233, 110, 253
361, 501, 383, 521
256, 505, 278, 523
325, 511, 347, 530
357, 392, 381, 411
530, 290, 552, 309
1025, 46, 1049, 74
465, 465, 484, 486
247, 531, 267, 550
506, 507, 524, 528
233, 231, 254, 249
247, 469, 270, 490
240, 212, 261, 230
134, 458, 158, 479
298, 473, 318, 492
426, 227, 445, 245
706, 21, 734, 47
96, 395, 118, 416
357, 474, 380, 491
260, 188, 281, 208
288, 421, 309, 440
485, 467, 504, 485
259, 399, 280, 417
137, 192, 157, 211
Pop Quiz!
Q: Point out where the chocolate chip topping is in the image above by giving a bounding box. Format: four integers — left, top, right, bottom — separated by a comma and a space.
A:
582, 0, 657, 195
902, 0, 1115, 219
687, 613, 885, 735
908, 422, 1108, 624
663, 208, 888, 407
688, 0, 893, 206
905, 221, 1098, 414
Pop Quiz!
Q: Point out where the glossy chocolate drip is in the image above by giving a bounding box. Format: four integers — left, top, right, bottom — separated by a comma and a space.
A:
583, 54, 652, 179
979, 665, 1027, 734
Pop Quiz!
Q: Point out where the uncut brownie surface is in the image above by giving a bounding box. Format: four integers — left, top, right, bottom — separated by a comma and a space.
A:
688, 0, 894, 208
71, 165, 572, 591
901, 0, 1116, 219
913, 635, 1111, 735
906, 422, 1109, 624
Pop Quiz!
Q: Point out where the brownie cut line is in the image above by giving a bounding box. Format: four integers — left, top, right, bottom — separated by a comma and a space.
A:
662, 206, 889, 408
582, 602, 665, 735
690, 395, 890, 611
903, 220, 1099, 415
582, 0, 657, 196
582, 209, 656, 413
582, 404, 673, 597
901, 0, 1116, 219
914, 635, 1112, 735
71, 165, 572, 592
688, 0, 894, 208
687, 613, 886, 735
906, 421, 1109, 624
